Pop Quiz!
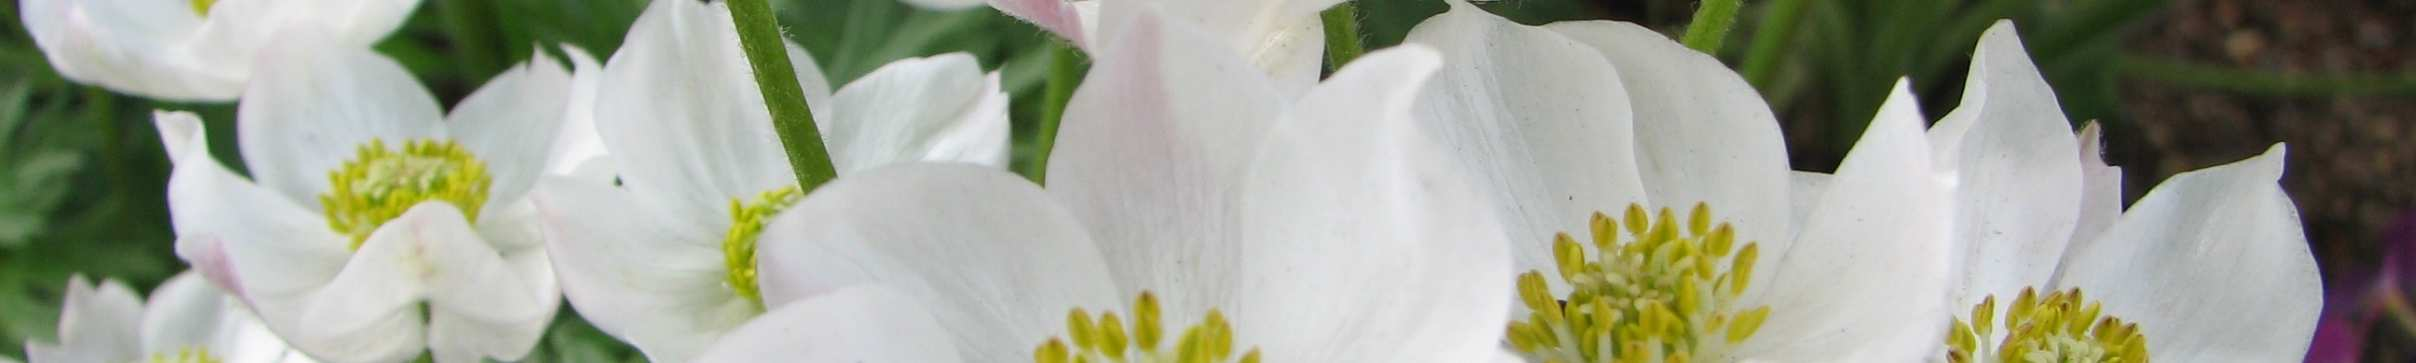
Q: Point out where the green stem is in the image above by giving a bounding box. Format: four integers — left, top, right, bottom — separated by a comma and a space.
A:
1026, 44, 1085, 183
724, 0, 837, 189
1740, 0, 1807, 90
1680, 0, 1744, 54
1320, 2, 1364, 72
2119, 54, 2416, 96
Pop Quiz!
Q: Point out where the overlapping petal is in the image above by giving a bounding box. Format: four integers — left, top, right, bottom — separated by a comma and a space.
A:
1044, 4, 1285, 317
534, 176, 750, 362
1230, 46, 1511, 362
593, 0, 833, 226
755, 163, 1121, 361
1405, 0, 1648, 286
821, 53, 1011, 173
25, 276, 143, 363
1731, 81, 1952, 361
2050, 145, 2319, 362
1929, 21, 2086, 312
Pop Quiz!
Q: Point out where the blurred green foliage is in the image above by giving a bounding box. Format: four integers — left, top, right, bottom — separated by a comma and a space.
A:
0, 0, 2375, 359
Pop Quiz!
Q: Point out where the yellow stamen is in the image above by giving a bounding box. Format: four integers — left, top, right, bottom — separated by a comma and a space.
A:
722, 186, 803, 310
1507, 202, 1768, 363
1945, 287, 2149, 363
1035, 291, 1261, 363
319, 139, 491, 250
149, 346, 221, 363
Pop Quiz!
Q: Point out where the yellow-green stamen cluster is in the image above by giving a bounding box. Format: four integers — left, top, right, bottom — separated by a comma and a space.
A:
320, 139, 491, 249
722, 186, 803, 309
189, 0, 215, 16
1946, 287, 2148, 363
1507, 203, 1770, 363
1035, 291, 1261, 363
148, 346, 221, 363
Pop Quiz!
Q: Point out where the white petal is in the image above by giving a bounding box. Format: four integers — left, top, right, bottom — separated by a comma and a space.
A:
987, 0, 1092, 46
695, 285, 963, 363
823, 53, 1011, 173
1927, 20, 2085, 311
754, 163, 1120, 362
1787, 171, 1831, 231
2049, 145, 2318, 361
1731, 81, 1951, 361
547, 45, 610, 178
235, 45, 444, 206
533, 176, 756, 363
1124, 0, 1331, 95
2068, 121, 2123, 248
19, 0, 235, 101
1043, 4, 1285, 316
1545, 20, 1797, 283
594, 0, 832, 227
1403, 1, 1648, 292
426, 307, 550, 363
138, 271, 300, 363
1231, 47, 1512, 362
157, 112, 355, 355
449, 50, 575, 217
186, 0, 421, 82
359, 204, 556, 362
27, 275, 143, 363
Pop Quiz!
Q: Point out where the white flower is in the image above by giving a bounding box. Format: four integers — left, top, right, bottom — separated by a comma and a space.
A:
155, 45, 577, 362
977, 0, 1343, 95
1405, 0, 1955, 360
525, 0, 1010, 361
18, 0, 421, 101
690, 6, 1510, 362
1934, 22, 2319, 363
25, 272, 313, 363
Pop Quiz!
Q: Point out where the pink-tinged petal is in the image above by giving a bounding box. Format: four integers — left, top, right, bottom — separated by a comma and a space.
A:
156, 111, 359, 360
988, 0, 1090, 46
1043, 3, 1285, 317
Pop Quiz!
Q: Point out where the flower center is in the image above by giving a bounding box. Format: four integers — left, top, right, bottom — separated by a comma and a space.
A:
1946, 287, 2148, 363
189, 0, 214, 16
722, 186, 803, 310
319, 139, 492, 250
147, 346, 220, 363
1034, 291, 1262, 363
1506, 203, 1770, 363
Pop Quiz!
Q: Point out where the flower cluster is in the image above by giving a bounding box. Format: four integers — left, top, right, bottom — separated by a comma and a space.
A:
15, 0, 2319, 362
